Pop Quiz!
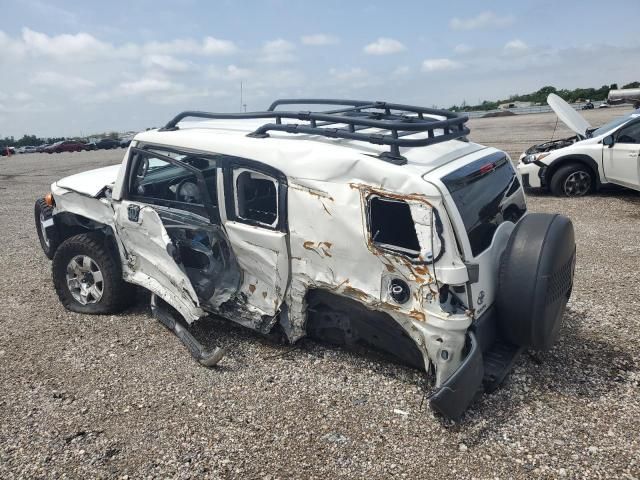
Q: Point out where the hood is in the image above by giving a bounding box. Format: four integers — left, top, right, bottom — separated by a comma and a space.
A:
56, 164, 121, 197
547, 93, 592, 137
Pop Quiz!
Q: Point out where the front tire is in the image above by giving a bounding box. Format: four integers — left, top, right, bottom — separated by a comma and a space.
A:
35, 198, 60, 259
550, 163, 594, 197
52, 233, 135, 314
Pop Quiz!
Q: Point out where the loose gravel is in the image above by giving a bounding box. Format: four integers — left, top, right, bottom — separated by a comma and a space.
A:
1, 109, 639, 479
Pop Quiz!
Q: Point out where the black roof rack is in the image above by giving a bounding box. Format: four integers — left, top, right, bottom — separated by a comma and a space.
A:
160, 99, 470, 165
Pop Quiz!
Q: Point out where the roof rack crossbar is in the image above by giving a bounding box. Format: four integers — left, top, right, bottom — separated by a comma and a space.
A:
160, 99, 470, 164
246, 122, 469, 147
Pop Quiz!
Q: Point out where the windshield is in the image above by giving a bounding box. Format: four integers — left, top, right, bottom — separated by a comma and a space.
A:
589, 115, 632, 138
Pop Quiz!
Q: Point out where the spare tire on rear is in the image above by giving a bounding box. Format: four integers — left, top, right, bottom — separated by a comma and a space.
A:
496, 213, 576, 350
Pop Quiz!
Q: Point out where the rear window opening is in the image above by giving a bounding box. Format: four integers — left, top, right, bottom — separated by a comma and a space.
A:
368, 196, 420, 257
442, 153, 526, 257
235, 170, 278, 226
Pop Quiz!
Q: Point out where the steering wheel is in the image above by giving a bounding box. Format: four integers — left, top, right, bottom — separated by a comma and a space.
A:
175, 178, 202, 203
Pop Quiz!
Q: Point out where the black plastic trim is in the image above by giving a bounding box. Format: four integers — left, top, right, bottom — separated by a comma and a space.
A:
429, 332, 484, 420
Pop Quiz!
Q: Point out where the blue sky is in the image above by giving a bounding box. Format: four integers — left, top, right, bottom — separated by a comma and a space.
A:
1, 0, 639, 137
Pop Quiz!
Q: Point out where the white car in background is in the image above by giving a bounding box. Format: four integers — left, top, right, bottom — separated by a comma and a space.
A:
17, 146, 37, 154
518, 94, 640, 196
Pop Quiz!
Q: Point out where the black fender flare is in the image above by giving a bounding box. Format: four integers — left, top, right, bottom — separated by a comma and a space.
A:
53, 211, 121, 257
545, 154, 601, 190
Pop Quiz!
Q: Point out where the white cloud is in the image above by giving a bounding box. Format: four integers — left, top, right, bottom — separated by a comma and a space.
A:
300, 34, 339, 46
450, 11, 514, 31
363, 37, 406, 55
0, 30, 26, 57
454, 44, 473, 54
14, 92, 33, 102
260, 39, 296, 63
422, 58, 463, 72
392, 65, 411, 76
0, 29, 238, 62
137, 39, 198, 56
31, 71, 95, 89
138, 37, 237, 56
22, 28, 112, 61
119, 78, 177, 95
143, 54, 190, 72
329, 67, 368, 81
208, 64, 253, 80
149, 88, 229, 105
202, 37, 237, 55
503, 39, 529, 55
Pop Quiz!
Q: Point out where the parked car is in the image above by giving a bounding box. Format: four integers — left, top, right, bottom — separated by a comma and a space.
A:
84, 142, 97, 151
518, 93, 640, 196
1, 146, 16, 156
581, 101, 594, 110
95, 138, 121, 150
120, 137, 133, 148
44, 140, 86, 154
36, 144, 49, 153
16, 146, 37, 154
35, 99, 576, 419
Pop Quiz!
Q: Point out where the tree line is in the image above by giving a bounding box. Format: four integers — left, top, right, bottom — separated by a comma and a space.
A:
450, 81, 640, 112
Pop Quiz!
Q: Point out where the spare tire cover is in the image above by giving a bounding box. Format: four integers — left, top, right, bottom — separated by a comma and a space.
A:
497, 213, 576, 350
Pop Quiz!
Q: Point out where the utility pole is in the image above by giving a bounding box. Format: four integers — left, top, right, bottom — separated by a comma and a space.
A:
240, 81, 247, 112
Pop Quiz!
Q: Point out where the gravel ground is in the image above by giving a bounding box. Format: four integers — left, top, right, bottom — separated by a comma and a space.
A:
1, 109, 639, 479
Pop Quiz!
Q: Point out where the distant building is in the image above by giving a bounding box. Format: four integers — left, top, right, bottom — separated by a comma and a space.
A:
498, 101, 533, 110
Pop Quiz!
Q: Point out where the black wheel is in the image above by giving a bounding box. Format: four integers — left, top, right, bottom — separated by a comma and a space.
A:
550, 163, 594, 197
496, 213, 576, 350
52, 233, 136, 314
35, 198, 60, 259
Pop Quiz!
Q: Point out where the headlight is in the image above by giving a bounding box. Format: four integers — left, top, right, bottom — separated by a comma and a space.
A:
521, 152, 549, 164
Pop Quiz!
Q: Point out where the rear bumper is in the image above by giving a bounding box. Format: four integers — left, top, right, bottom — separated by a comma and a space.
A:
429, 332, 484, 419
429, 307, 522, 420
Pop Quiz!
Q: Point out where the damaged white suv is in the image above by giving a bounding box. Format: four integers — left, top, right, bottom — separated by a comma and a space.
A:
35, 99, 576, 419
518, 93, 640, 196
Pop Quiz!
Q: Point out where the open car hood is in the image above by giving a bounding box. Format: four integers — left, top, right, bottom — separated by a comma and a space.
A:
547, 93, 592, 137
56, 164, 121, 197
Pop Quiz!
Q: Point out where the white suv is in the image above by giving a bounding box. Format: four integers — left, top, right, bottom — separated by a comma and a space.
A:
34, 99, 576, 419
518, 94, 640, 196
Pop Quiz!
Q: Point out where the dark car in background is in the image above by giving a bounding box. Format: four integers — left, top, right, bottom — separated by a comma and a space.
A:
95, 138, 121, 149
44, 141, 85, 154
1, 146, 17, 156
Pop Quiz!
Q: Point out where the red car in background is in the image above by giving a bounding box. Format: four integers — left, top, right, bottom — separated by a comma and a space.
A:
44, 140, 86, 153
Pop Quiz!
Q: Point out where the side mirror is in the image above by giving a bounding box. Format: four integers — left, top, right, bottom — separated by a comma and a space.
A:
602, 135, 614, 148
